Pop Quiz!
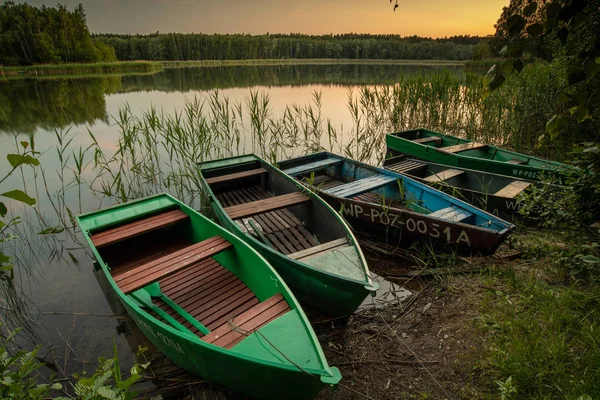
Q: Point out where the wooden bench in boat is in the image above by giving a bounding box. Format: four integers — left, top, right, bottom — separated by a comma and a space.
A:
282, 158, 343, 176
91, 209, 189, 248
202, 293, 290, 349
413, 136, 443, 145
324, 175, 397, 198
112, 236, 232, 294
427, 206, 473, 223
386, 160, 427, 174
224, 192, 310, 220
423, 169, 465, 183
288, 238, 349, 262
205, 168, 268, 185
439, 142, 487, 154
494, 180, 531, 198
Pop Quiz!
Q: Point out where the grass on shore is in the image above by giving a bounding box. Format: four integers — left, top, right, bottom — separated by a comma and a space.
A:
0, 61, 163, 78
161, 58, 467, 68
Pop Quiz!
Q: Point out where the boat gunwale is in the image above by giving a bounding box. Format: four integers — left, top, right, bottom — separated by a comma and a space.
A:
197, 155, 377, 290
76, 193, 338, 378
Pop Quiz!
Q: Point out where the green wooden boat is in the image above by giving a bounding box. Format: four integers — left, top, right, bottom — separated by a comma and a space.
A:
386, 128, 576, 182
76, 193, 341, 399
198, 154, 378, 318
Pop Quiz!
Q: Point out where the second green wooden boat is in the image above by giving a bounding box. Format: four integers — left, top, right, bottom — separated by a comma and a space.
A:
386, 128, 576, 182
198, 154, 379, 318
76, 193, 341, 399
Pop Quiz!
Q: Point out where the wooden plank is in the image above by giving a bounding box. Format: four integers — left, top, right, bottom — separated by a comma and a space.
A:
494, 180, 532, 198
199, 291, 258, 328
288, 238, 349, 261
205, 168, 267, 185
386, 161, 427, 174
191, 284, 253, 321
224, 193, 310, 220
506, 159, 526, 165
413, 136, 442, 145
266, 233, 291, 254
114, 236, 232, 294
324, 175, 396, 198
295, 225, 320, 247
220, 302, 290, 349
422, 169, 465, 183
428, 206, 472, 222
91, 209, 188, 248
177, 275, 242, 310
206, 296, 260, 331
282, 158, 342, 176
441, 142, 487, 153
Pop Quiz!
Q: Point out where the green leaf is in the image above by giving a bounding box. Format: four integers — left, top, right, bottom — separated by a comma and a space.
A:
523, 2, 537, 17
0, 202, 6, 217
557, 27, 569, 45
499, 45, 508, 57
546, 2, 561, 18
0, 252, 11, 264
1, 190, 36, 206
502, 60, 515, 75
526, 23, 543, 38
37, 226, 65, 235
489, 73, 506, 91
507, 15, 526, 40
6, 154, 40, 168
546, 115, 569, 139
557, 91, 570, 105
20, 141, 28, 149
568, 68, 587, 85
569, 105, 591, 123
586, 61, 600, 79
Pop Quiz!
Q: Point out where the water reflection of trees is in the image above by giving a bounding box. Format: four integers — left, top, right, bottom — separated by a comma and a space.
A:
0, 77, 119, 133
0, 64, 462, 133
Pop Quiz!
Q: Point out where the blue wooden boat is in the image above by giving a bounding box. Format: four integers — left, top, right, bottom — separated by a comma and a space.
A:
278, 152, 515, 255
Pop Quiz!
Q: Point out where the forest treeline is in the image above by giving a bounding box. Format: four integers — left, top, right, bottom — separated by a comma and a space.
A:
0, 3, 485, 66
0, 2, 116, 66
94, 33, 480, 61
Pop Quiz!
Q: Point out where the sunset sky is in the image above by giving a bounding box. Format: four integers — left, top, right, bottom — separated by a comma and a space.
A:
23, 0, 510, 37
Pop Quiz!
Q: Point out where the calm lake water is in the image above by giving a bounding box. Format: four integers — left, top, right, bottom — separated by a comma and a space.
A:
0, 64, 445, 397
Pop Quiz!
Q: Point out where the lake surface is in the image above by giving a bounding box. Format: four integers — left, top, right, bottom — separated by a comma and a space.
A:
0, 63, 445, 397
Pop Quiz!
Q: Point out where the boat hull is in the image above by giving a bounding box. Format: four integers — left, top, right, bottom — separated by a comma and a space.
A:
319, 194, 508, 255
209, 203, 373, 317
386, 128, 574, 182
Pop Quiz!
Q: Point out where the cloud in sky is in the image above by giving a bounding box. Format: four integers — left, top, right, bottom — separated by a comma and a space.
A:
20, 0, 509, 37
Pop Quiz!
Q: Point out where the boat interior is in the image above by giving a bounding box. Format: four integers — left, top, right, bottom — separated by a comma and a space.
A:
391, 128, 556, 168
89, 205, 292, 349
384, 152, 532, 199
280, 153, 508, 230
201, 158, 366, 282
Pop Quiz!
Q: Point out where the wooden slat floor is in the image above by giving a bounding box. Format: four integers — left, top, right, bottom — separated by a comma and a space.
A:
99, 231, 274, 342
215, 185, 320, 255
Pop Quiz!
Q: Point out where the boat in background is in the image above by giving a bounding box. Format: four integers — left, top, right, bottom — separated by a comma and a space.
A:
278, 151, 514, 255
386, 128, 576, 182
77, 193, 341, 399
198, 154, 378, 318
384, 150, 545, 218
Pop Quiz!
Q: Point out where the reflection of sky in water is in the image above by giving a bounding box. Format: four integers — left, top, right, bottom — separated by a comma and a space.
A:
0, 65, 428, 393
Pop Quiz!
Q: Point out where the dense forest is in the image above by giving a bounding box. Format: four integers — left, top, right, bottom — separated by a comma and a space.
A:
0, 2, 115, 66
94, 33, 480, 61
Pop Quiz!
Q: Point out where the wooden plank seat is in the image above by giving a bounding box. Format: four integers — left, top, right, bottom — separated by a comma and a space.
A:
324, 175, 397, 198
427, 206, 473, 223
112, 236, 232, 294
423, 169, 465, 183
494, 180, 532, 198
224, 192, 310, 220
91, 209, 188, 248
440, 142, 487, 154
386, 160, 427, 174
288, 238, 349, 262
202, 293, 291, 349
282, 158, 343, 176
413, 136, 443, 145
205, 168, 268, 185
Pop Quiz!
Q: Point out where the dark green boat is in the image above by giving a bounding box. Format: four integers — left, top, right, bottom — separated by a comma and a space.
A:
386, 128, 576, 182
198, 154, 378, 318
76, 193, 341, 399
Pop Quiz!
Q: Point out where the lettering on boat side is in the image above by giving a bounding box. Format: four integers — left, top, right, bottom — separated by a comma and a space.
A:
135, 317, 186, 355
341, 202, 471, 246
512, 169, 540, 179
